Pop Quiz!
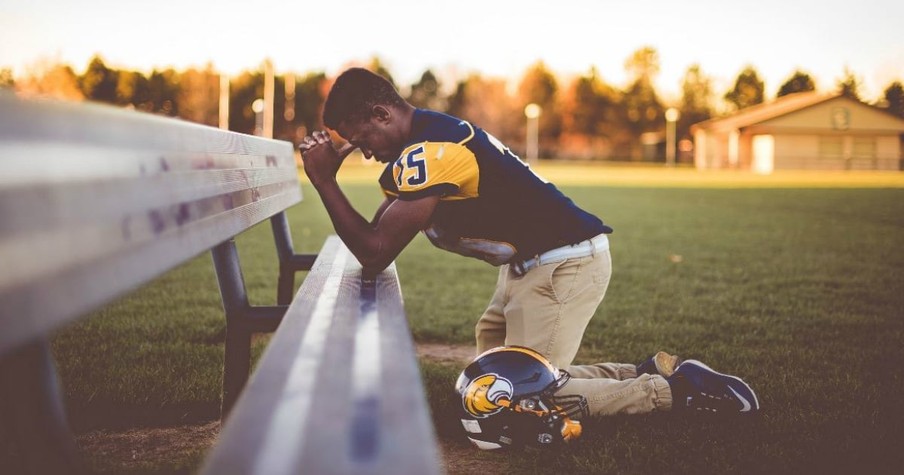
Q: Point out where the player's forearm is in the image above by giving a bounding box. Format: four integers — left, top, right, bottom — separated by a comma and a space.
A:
312, 179, 393, 270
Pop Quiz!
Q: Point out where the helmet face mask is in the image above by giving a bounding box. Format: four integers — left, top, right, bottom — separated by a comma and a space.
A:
455, 346, 589, 450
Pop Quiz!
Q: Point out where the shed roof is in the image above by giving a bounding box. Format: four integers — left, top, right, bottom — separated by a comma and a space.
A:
691, 92, 904, 135
691, 92, 839, 133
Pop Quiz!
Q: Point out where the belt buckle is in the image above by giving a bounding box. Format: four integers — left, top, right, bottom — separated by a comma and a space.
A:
512, 260, 527, 276
511, 254, 540, 277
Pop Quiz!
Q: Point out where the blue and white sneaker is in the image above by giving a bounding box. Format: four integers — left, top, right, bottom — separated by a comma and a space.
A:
667, 360, 760, 414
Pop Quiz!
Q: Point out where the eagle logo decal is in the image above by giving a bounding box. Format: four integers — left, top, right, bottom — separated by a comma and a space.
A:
463, 373, 514, 418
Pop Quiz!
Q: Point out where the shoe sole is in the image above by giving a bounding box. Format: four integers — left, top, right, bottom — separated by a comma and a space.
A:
679, 359, 760, 412
654, 351, 680, 378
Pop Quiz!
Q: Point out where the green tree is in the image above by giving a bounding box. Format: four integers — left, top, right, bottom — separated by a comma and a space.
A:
518, 61, 558, 108
147, 68, 180, 116
777, 70, 816, 97
116, 70, 151, 109
881, 81, 904, 119
293, 71, 327, 136
565, 67, 623, 137
18, 62, 84, 100
79, 55, 119, 103
271, 74, 291, 142
445, 80, 468, 118
0, 68, 13, 88
559, 67, 627, 159
368, 57, 396, 88
178, 65, 219, 126
517, 61, 562, 155
836, 67, 862, 101
563, 67, 611, 136
622, 47, 664, 137
229, 70, 263, 134
724, 65, 765, 111
625, 46, 660, 84
447, 73, 519, 150
679, 64, 713, 139
407, 69, 444, 111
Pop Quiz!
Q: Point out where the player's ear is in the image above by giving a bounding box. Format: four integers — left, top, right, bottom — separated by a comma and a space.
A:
371, 105, 392, 124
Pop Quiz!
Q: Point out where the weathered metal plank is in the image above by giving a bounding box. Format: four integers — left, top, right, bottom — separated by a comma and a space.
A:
201, 237, 443, 475
0, 93, 300, 354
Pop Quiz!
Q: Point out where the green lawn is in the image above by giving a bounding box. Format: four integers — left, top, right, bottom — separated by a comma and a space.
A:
30, 167, 904, 473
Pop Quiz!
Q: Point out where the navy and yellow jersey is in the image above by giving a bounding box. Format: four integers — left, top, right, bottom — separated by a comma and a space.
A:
378, 109, 612, 266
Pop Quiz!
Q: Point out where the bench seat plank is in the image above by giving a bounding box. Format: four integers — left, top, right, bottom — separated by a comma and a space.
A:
202, 236, 442, 475
0, 94, 300, 354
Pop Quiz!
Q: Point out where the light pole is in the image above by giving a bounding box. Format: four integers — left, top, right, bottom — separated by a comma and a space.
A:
262, 59, 274, 138
252, 98, 264, 136
524, 103, 541, 163
218, 73, 230, 130
284, 72, 296, 122
665, 107, 680, 167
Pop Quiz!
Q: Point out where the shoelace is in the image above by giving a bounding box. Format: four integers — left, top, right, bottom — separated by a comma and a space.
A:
686, 390, 740, 413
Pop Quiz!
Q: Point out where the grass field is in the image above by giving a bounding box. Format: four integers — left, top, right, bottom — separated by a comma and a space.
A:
16, 164, 904, 473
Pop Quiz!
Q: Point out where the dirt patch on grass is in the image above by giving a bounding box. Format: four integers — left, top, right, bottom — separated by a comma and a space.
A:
416, 342, 476, 366
77, 421, 218, 472
77, 423, 502, 474
440, 439, 510, 474
75, 343, 494, 474
418, 343, 510, 473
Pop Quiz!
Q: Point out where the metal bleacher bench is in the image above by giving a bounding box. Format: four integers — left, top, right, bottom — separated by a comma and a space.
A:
0, 93, 442, 475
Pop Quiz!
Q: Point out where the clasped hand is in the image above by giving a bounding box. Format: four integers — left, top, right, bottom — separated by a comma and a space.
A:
299, 130, 357, 187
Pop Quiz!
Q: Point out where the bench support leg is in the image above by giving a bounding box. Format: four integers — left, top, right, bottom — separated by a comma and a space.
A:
0, 339, 84, 475
270, 212, 316, 305
211, 236, 298, 419
211, 239, 256, 418
221, 320, 251, 419
211, 213, 318, 420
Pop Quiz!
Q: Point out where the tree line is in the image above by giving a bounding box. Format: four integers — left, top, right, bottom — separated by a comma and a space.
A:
3, 49, 903, 161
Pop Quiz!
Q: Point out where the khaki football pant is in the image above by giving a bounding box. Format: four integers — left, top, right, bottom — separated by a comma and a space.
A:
475, 249, 673, 416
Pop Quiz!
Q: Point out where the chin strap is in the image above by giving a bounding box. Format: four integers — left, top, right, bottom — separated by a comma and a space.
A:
493, 369, 590, 445
551, 393, 590, 420
548, 370, 590, 420
548, 369, 589, 443
560, 418, 582, 441
497, 397, 585, 445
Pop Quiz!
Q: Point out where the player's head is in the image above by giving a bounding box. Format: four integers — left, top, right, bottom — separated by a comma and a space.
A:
323, 68, 412, 163
324, 68, 404, 127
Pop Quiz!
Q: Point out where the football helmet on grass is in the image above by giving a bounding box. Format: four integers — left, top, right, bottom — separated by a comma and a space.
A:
455, 346, 588, 450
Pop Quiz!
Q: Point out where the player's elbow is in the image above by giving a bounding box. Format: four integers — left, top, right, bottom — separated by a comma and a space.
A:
355, 254, 394, 275
349, 241, 395, 273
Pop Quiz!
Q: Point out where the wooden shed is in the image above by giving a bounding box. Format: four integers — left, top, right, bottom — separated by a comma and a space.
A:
691, 92, 904, 173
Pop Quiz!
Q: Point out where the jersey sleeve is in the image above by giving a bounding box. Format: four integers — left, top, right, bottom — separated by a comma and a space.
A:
378, 162, 399, 198
392, 141, 479, 201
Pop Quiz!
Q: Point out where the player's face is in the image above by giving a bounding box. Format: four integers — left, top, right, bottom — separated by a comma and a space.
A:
336, 117, 402, 163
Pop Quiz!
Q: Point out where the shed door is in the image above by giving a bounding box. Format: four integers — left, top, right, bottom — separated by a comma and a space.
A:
752, 135, 774, 174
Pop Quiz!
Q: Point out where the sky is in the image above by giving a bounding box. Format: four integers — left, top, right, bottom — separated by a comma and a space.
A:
1, 0, 902, 102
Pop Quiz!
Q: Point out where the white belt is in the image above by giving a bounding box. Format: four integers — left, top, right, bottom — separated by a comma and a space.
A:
510, 233, 610, 276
